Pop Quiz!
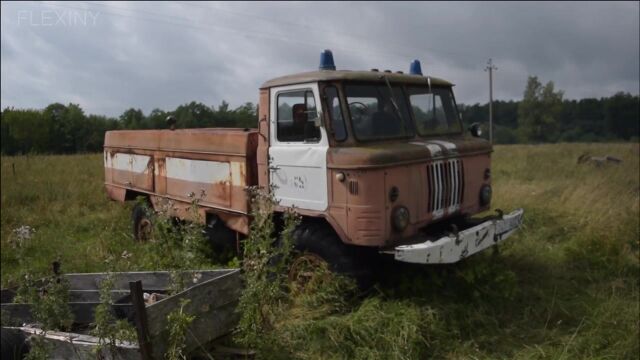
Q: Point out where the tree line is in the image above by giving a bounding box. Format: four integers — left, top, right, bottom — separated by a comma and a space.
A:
460, 76, 639, 144
1, 76, 638, 155
1, 101, 258, 155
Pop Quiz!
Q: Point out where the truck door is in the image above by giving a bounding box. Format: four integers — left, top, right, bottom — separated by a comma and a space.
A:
269, 83, 329, 211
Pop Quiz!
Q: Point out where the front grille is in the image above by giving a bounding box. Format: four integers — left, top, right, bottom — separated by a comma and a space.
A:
426, 159, 464, 217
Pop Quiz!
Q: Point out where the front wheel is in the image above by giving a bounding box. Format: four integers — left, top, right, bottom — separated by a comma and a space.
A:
287, 222, 375, 290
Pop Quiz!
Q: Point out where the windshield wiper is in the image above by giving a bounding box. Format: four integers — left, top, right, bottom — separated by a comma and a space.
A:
382, 75, 403, 123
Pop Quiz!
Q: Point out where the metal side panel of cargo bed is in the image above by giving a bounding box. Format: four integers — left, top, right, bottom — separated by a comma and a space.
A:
104, 152, 154, 191
103, 128, 260, 215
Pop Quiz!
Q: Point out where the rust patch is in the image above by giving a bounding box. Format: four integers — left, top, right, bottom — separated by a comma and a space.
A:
105, 185, 126, 202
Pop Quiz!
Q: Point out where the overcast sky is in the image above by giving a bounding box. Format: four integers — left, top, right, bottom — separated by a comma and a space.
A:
1, 1, 639, 117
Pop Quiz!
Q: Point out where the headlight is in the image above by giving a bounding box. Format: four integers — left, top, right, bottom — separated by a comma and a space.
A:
392, 206, 410, 231
480, 185, 492, 206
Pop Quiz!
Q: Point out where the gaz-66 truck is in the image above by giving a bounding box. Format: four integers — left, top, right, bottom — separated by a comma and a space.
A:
104, 50, 523, 285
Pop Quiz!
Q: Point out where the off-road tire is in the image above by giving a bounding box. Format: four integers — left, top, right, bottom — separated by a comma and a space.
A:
132, 203, 153, 242
204, 219, 238, 262
288, 222, 375, 290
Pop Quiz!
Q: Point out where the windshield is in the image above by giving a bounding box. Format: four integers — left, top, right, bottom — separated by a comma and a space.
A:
407, 87, 462, 136
345, 84, 414, 141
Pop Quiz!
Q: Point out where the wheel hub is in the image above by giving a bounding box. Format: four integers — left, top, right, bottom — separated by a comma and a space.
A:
137, 218, 152, 241
288, 253, 331, 290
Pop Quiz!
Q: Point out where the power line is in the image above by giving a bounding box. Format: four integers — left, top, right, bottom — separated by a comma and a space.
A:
180, 1, 468, 62
56, 1, 421, 64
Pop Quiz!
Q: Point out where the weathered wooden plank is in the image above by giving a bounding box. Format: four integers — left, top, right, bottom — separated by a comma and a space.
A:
63, 270, 235, 291
130, 281, 153, 360
1, 270, 235, 294
1, 289, 16, 303
5, 326, 140, 360
1, 269, 242, 359
145, 269, 242, 359
1, 303, 134, 325
67, 290, 132, 303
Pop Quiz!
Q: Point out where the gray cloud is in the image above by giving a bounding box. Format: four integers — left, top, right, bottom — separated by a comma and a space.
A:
1, 1, 638, 117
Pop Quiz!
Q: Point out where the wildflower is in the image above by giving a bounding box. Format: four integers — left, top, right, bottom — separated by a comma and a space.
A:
10, 225, 36, 248
192, 272, 202, 284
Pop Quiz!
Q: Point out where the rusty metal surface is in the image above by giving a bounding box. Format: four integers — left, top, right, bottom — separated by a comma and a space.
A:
326, 149, 491, 247
327, 137, 491, 169
104, 128, 259, 234
103, 75, 492, 249
104, 128, 258, 155
257, 89, 271, 187
261, 70, 453, 89
104, 130, 491, 245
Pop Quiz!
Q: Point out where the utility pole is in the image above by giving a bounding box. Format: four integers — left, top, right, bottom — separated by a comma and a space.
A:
484, 58, 497, 143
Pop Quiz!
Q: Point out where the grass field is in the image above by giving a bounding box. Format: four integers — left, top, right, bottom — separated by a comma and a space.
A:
1, 143, 639, 359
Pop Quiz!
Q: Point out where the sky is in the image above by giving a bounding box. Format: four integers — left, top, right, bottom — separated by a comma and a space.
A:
1, 1, 639, 117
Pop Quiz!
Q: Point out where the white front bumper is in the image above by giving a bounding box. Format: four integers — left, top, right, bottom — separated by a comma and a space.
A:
387, 209, 524, 264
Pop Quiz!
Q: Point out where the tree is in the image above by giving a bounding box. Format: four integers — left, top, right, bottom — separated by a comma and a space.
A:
604, 92, 639, 140
147, 108, 168, 129
45, 103, 69, 153
120, 108, 145, 129
66, 104, 87, 152
2, 108, 47, 154
517, 76, 564, 143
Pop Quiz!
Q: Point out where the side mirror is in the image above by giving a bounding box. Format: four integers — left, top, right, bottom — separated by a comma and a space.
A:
311, 112, 322, 128
304, 112, 322, 142
468, 122, 482, 137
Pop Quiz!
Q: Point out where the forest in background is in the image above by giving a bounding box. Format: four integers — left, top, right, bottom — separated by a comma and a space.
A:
1, 76, 638, 155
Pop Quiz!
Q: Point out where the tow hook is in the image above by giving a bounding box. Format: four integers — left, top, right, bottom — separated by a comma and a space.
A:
448, 224, 461, 245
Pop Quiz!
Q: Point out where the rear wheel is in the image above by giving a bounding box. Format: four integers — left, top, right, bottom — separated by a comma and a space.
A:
132, 203, 153, 242
204, 217, 239, 262
287, 222, 375, 290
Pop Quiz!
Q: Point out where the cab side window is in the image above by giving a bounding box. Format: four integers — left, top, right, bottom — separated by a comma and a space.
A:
324, 86, 347, 141
277, 90, 320, 142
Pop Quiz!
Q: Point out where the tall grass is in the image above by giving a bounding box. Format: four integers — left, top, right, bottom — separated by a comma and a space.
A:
1, 143, 638, 359
0, 154, 219, 286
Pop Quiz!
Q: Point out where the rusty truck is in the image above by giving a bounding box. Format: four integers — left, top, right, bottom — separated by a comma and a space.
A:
104, 50, 524, 286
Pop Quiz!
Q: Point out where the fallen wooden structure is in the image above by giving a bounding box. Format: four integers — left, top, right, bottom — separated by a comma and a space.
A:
1, 269, 242, 360
577, 153, 622, 166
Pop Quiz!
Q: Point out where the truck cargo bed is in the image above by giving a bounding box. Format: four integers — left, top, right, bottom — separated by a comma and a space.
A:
104, 128, 258, 217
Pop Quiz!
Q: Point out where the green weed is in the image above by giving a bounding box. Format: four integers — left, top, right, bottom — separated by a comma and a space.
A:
234, 186, 299, 350
91, 271, 137, 356
164, 298, 196, 360
14, 266, 74, 332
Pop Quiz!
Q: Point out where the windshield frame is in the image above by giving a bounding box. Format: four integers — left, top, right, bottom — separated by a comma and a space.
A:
338, 81, 463, 143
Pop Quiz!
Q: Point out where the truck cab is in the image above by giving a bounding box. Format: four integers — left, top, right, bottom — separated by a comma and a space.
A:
258, 53, 516, 250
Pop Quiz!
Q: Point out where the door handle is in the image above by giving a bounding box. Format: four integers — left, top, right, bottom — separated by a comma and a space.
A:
269, 165, 280, 172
